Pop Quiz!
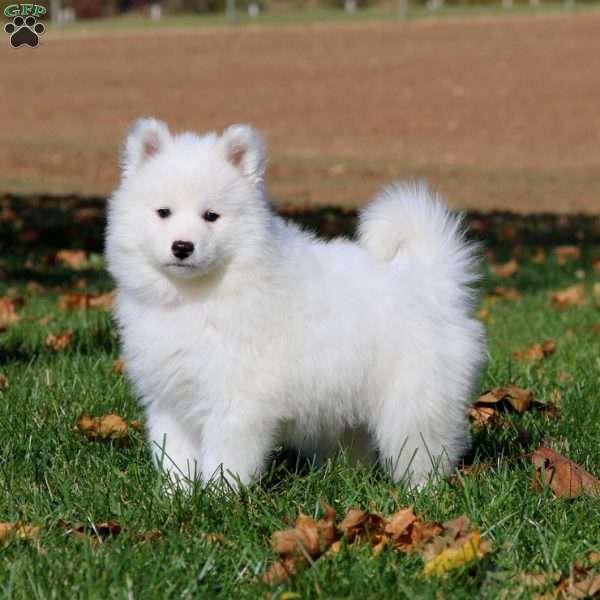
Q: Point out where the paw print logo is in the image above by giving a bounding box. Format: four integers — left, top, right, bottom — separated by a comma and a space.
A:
4, 15, 45, 48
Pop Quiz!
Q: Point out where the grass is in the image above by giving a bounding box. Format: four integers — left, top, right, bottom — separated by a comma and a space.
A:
1, 196, 600, 598
46, 1, 600, 34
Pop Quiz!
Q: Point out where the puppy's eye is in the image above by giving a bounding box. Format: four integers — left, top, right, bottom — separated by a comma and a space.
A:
156, 208, 171, 219
203, 211, 220, 223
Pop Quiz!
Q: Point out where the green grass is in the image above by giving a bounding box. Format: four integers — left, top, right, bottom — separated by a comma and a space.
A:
46, 1, 600, 34
1, 197, 600, 599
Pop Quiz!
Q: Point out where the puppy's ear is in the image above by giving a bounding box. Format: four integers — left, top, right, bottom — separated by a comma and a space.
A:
121, 118, 171, 178
221, 125, 267, 185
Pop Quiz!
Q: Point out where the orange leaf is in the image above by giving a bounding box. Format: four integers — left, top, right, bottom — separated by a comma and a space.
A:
76, 413, 129, 440
488, 287, 521, 301
555, 245, 581, 264
56, 250, 87, 269
513, 339, 556, 362
493, 259, 519, 278
551, 284, 587, 309
46, 331, 74, 350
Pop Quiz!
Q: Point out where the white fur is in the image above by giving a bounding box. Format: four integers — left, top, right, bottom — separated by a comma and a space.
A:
105, 119, 486, 490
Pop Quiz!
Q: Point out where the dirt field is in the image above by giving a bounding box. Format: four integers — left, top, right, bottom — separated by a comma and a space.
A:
1, 12, 600, 212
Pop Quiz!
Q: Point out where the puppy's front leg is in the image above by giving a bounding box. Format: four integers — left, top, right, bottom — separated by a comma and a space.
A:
146, 407, 202, 487
200, 409, 275, 488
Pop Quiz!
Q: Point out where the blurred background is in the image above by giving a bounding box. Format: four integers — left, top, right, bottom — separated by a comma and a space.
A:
1, 0, 599, 213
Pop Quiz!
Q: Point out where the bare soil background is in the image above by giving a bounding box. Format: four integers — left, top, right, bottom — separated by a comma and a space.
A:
1, 12, 599, 212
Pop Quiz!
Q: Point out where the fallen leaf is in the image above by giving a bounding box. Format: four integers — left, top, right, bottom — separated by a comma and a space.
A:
26, 281, 45, 294
567, 573, 600, 599
422, 530, 490, 576
0, 522, 40, 543
141, 529, 162, 541
477, 307, 490, 321
551, 284, 587, 309
493, 258, 519, 278
557, 371, 573, 383
76, 413, 129, 440
531, 247, 547, 264
488, 286, 521, 301
0, 374, 8, 389
338, 508, 386, 544
129, 419, 142, 430
0, 297, 24, 330
555, 245, 581, 265
202, 532, 225, 544
46, 331, 74, 350
594, 283, 600, 307
265, 502, 338, 583
513, 339, 556, 362
113, 358, 125, 374
532, 447, 600, 498
59, 519, 121, 543
593, 257, 600, 277
56, 249, 87, 269
475, 384, 537, 413
384, 507, 418, 538
58, 292, 114, 311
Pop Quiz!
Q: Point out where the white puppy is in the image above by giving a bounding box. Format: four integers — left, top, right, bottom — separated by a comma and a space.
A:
105, 119, 485, 490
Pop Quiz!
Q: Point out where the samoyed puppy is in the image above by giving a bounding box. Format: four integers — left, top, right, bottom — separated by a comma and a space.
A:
105, 118, 485, 490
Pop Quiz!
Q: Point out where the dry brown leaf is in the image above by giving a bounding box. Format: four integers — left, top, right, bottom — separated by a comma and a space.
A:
59, 519, 121, 542
46, 331, 74, 350
531, 247, 547, 264
56, 249, 87, 269
593, 257, 600, 277
555, 245, 581, 265
0, 374, 8, 389
532, 447, 600, 498
384, 507, 418, 538
58, 292, 114, 311
493, 258, 519, 278
566, 573, 600, 599
271, 502, 338, 558
488, 286, 521, 301
513, 339, 556, 362
76, 413, 129, 440
477, 307, 490, 321
338, 508, 386, 544
557, 371, 574, 383
263, 556, 300, 583
265, 502, 338, 583
0, 297, 23, 330
593, 283, 600, 307
468, 405, 498, 427
0, 522, 40, 543
129, 419, 142, 430
113, 358, 125, 374
476, 384, 537, 413
551, 284, 587, 309
202, 532, 225, 544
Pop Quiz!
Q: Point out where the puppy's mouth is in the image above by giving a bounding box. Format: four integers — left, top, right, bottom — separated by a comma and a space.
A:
165, 263, 196, 269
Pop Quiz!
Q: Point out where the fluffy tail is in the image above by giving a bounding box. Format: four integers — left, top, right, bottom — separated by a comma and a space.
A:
358, 181, 479, 307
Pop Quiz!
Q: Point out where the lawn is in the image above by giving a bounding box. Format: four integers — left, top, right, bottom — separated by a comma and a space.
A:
1, 196, 600, 598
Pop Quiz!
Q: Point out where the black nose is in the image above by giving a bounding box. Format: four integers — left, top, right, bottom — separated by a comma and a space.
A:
171, 240, 194, 260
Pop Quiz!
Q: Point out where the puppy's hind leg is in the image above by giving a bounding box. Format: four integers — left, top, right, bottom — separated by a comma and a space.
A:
372, 380, 467, 488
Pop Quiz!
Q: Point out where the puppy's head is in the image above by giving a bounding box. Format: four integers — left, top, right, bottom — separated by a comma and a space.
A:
106, 119, 270, 297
